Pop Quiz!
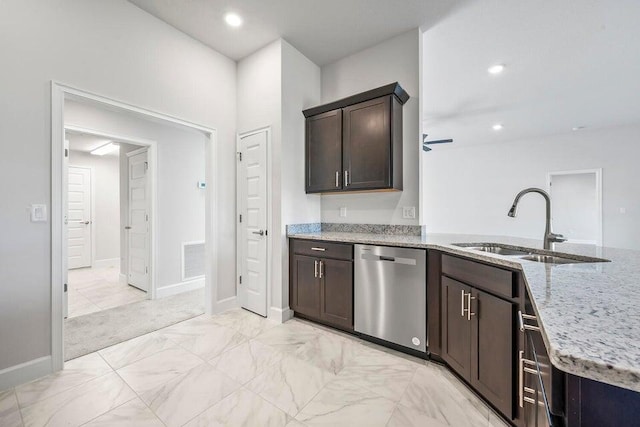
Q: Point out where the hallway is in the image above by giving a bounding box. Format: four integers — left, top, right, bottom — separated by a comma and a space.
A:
68, 266, 146, 318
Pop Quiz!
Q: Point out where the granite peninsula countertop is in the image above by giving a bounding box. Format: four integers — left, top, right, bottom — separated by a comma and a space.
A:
287, 229, 640, 393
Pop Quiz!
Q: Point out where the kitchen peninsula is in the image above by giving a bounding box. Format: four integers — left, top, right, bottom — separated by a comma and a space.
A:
287, 223, 640, 426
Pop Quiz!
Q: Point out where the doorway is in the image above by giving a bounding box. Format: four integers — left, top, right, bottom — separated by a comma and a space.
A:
548, 169, 603, 245
236, 128, 270, 317
52, 82, 220, 371
64, 129, 149, 319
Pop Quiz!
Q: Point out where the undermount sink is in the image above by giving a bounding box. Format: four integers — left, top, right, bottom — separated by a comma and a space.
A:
453, 243, 609, 265
462, 245, 531, 256
519, 254, 587, 265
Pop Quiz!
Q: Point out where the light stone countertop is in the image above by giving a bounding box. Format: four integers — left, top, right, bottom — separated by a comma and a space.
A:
287, 230, 640, 393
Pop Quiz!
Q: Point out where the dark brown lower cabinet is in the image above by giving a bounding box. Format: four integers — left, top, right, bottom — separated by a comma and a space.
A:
441, 276, 514, 420
291, 255, 321, 319
319, 258, 353, 329
290, 240, 354, 331
472, 288, 514, 419
442, 277, 472, 378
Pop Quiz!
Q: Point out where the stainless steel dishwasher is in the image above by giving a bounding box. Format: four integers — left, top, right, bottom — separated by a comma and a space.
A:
354, 244, 427, 353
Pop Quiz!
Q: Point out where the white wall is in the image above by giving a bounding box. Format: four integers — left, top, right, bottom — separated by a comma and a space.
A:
67, 148, 120, 264
280, 40, 322, 310
320, 29, 421, 225
66, 100, 206, 291
0, 0, 235, 373
236, 39, 322, 317
422, 124, 640, 249
237, 40, 283, 317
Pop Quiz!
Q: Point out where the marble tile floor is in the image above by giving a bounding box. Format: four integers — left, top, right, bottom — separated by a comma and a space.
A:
67, 266, 147, 318
2, 308, 510, 427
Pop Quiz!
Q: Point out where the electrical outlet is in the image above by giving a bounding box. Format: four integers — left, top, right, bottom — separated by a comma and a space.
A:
402, 206, 416, 219
339, 207, 347, 217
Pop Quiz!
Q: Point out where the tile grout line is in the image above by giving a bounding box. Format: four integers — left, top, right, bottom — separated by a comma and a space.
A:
111, 363, 169, 427
13, 388, 26, 427
15, 354, 113, 410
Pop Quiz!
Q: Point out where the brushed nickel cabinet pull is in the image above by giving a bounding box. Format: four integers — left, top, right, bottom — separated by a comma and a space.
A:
311, 247, 326, 252
335, 171, 339, 188
519, 350, 524, 408
319, 260, 324, 278
467, 293, 476, 320
314, 260, 318, 278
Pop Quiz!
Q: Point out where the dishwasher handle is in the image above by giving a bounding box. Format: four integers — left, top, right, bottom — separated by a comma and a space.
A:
360, 252, 417, 266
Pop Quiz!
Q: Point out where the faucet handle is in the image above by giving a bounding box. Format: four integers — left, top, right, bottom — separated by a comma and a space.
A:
549, 232, 567, 243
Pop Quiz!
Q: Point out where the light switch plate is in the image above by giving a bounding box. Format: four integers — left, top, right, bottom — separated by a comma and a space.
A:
31, 204, 47, 222
402, 206, 416, 219
339, 207, 347, 217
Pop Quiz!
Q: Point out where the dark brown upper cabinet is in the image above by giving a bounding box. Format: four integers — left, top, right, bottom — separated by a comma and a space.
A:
306, 109, 343, 192
303, 83, 408, 194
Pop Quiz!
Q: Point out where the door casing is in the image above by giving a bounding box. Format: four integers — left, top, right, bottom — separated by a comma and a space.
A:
52, 81, 221, 374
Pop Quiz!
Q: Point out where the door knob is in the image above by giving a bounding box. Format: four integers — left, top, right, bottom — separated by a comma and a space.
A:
252, 230, 265, 236
83, 221, 90, 225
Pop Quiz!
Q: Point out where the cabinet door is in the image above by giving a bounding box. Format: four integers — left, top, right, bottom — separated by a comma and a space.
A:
319, 258, 353, 330
306, 109, 342, 193
441, 277, 472, 380
342, 96, 391, 190
471, 288, 514, 419
291, 255, 321, 319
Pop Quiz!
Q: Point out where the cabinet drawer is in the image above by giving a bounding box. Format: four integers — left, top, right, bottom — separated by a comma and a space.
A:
292, 239, 353, 261
442, 254, 515, 298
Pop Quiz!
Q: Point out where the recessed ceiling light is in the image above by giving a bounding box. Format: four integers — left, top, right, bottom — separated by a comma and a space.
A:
90, 142, 118, 156
492, 124, 504, 131
572, 126, 586, 131
225, 13, 243, 27
488, 64, 505, 75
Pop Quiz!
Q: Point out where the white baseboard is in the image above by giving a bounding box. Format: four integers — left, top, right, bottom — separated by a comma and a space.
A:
156, 278, 205, 299
210, 296, 239, 315
119, 273, 127, 285
0, 356, 52, 391
93, 258, 120, 269
268, 306, 294, 323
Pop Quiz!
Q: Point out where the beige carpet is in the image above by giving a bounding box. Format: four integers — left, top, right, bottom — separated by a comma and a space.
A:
64, 288, 204, 361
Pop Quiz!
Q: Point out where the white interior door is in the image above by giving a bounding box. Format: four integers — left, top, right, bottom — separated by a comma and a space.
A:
67, 166, 92, 270
127, 150, 150, 292
549, 170, 602, 245
237, 130, 268, 317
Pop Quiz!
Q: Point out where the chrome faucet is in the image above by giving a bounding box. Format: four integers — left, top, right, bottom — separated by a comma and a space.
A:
507, 187, 567, 250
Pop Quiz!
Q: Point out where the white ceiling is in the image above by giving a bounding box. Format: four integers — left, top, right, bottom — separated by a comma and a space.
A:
67, 131, 120, 156
422, 0, 640, 146
128, 0, 466, 65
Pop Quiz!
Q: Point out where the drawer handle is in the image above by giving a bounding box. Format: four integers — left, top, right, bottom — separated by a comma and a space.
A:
311, 247, 326, 251
518, 311, 541, 332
